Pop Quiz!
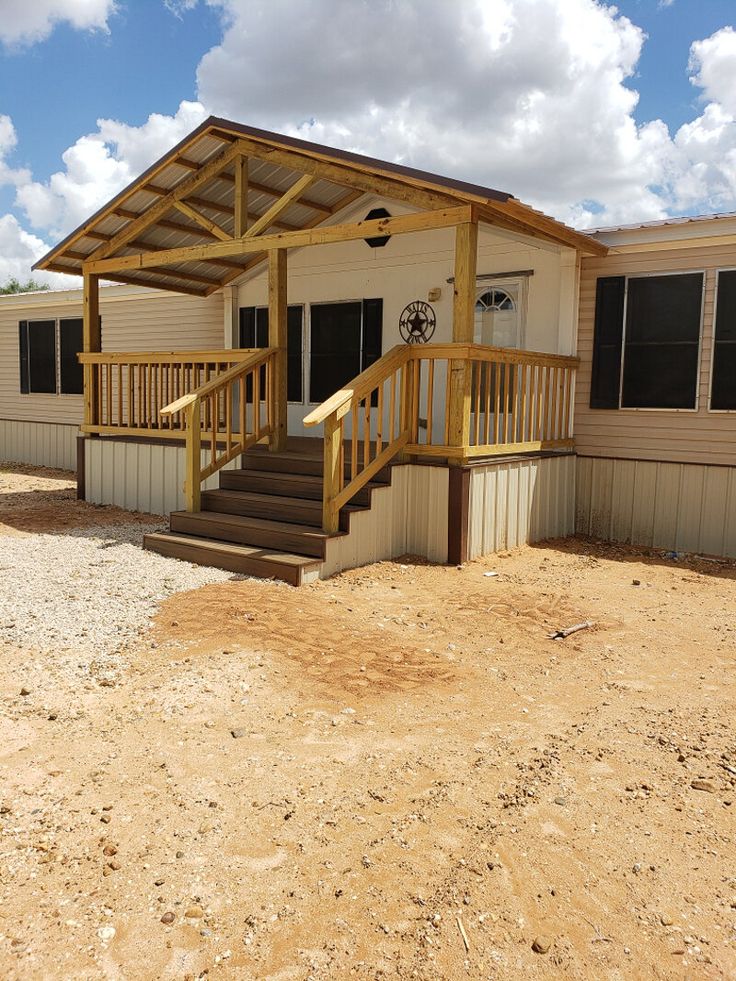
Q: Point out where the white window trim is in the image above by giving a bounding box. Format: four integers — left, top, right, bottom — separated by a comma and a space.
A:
616, 269, 705, 414
474, 278, 527, 349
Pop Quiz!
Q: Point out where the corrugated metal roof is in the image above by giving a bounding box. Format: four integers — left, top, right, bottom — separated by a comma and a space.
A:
585, 211, 736, 235
35, 115, 605, 294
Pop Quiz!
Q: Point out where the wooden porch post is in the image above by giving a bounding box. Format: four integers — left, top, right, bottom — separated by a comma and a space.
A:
268, 248, 288, 452
83, 271, 101, 428
447, 221, 478, 461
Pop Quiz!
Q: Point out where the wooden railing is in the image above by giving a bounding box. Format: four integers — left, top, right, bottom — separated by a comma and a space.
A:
305, 343, 578, 532
78, 350, 260, 437
160, 348, 275, 511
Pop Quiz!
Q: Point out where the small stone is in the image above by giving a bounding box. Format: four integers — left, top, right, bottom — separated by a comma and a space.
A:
19, 687, 31, 696
160, 912, 175, 925
198, 821, 215, 834
729, 897, 736, 909
532, 934, 552, 954
691, 779, 717, 793
154, 879, 165, 887
107, 860, 121, 871
184, 905, 204, 919
661, 914, 674, 926
48, 714, 57, 721
175, 851, 185, 859
97, 926, 116, 943
102, 844, 117, 857
554, 797, 566, 806
230, 728, 246, 739
100, 814, 111, 824
632, 579, 641, 586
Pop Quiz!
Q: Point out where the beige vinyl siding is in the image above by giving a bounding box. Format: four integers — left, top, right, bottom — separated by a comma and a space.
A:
575, 242, 736, 466
467, 453, 576, 559
0, 287, 224, 427
576, 456, 736, 558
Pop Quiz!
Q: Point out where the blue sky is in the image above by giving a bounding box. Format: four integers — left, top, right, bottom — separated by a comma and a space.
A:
2, 0, 736, 284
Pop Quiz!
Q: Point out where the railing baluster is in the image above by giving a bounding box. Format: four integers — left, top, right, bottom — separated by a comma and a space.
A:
389, 369, 397, 445
472, 360, 481, 446
493, 362, 501, 444
351, 405, 358, 481
363, 397, 370, 471
425, 358, 434, 446
376, 383, 383, 457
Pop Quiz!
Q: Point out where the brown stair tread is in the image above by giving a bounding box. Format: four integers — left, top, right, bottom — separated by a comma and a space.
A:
172, 510, 337, 540
169, 510, 341, 558
202, 487, 366, 515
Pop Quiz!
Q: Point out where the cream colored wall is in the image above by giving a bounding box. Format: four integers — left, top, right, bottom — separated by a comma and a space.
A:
467, 453, 576, 559
577, 455, 736, 558
0, 285, 224, 427
235, 199, 574, 434
0, 419, 78, 470
575, 240, 736, 466
321, 464, 449, 577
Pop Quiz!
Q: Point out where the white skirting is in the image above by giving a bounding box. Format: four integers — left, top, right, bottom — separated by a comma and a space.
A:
0, 419, 78, 471
321, 465, 449, 576
467, 454, 576, 559
576, 455, 736, 558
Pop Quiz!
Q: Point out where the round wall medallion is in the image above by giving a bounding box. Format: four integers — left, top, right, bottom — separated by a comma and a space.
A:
399, 300, 436, 344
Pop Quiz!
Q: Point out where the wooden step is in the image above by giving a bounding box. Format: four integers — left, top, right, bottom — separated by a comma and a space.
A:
201, 489, 361, 531
243, 447, 391, 483
169, 509, 336, 558
143, 531, 322, 586
220, 469, 383, 506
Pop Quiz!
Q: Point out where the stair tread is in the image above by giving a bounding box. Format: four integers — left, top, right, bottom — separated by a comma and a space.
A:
144, 531, 321, 569
204, 488, 366, 512
170, 510, 338, 540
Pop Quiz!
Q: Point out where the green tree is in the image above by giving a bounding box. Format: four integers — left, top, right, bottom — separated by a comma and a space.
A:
0, 277, 50, 295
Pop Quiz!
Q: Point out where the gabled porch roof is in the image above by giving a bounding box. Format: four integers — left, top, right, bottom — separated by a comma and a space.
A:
34, 116, 607, 296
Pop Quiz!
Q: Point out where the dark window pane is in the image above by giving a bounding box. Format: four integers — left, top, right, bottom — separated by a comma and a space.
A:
310, 302, 361, 403
59, 318, 83, 394
28, 320, 56, 394
590, 276, 625, 409
711, 342, 736, 410
621, 273, 702, 409
239, 305, 303, 402
625, 273, 703, 343
712, 271, 736, 409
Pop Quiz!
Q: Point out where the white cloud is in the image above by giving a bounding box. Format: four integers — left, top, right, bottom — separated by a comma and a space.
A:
14, 101, 207, 240
0, 214, 77, 288
0, 0, 116, 47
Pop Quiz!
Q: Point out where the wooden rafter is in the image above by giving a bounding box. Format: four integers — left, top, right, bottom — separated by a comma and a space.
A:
85, 205, 474, 276
243, 174, 315, 238
234, 156, 248, 237
89, 139, 245, 262
172, 200, 231, 241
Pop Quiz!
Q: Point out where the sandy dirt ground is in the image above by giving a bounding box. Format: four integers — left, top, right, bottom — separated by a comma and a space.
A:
1, 465, 735, 980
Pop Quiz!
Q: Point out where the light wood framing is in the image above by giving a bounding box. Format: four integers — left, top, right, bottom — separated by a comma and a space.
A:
268, 248, 288, 452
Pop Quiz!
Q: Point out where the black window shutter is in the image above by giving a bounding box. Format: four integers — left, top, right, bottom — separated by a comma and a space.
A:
19, 321, 29, 393
28, 320, 57, 394
590, 276, 625, 409
238, 307, 257, 348
59, 318, 84, 394
287, 305, 303, 402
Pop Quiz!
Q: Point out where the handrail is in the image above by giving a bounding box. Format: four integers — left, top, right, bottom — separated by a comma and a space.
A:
78, 349, 261, 365
162, 347, 277, 511
307, 342, 579, 532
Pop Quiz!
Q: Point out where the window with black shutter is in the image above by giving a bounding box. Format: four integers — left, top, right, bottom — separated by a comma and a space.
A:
711, 269, 736, 410
19, 316, 91, 396
27, 320, 57, 394
589, 273, 703, 410
238, 305, 304, 402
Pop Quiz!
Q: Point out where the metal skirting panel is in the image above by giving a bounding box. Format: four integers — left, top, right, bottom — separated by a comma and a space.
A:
84, 439, 239, 516
0, 419, 78, 471
576, 455, 736, 558
321, 465, 449, 578
467, 454, 576, 560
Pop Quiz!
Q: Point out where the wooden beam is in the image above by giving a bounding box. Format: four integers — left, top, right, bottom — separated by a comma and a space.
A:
244, 174, 315, 238
83, 272, 100, 428
234, 156, 249, 238
89, 139, 244, 262
85, 205, 473, 275
173, 200, 231, 241
268, 249, 288, 452
209, 168, 333, 215
230, 136, 458, 212
447, 221, 478, 460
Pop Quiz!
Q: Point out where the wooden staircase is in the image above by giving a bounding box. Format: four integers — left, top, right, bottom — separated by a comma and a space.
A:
143, 440, 391, 585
